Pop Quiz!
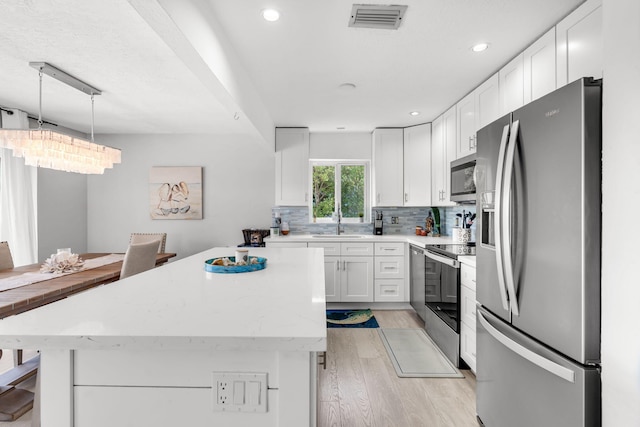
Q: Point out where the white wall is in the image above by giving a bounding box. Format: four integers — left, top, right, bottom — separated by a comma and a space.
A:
87, 134, 274, 259
601, 0, 640, 425
37, 168, 87, 261
309, 132, 371, 160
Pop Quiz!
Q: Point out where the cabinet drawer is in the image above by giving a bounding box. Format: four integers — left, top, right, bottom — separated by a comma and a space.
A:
374, 279, 404, 302
308, 242, 341, 256
461, 263, 476, 290
374, 256, 404, 279
374, 242, 405, 256
460, 321, 477, 373
341, 242, 374, 256
461, 285, 477, 327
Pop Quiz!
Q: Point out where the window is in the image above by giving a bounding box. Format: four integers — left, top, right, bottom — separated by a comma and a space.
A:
310, 161, 369, 223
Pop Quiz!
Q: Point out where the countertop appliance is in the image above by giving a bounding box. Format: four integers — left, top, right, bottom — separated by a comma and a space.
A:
475, 77, 601, 427
423, 243, 476, 367
374, 210, 383, 235
450, 154, 476, 203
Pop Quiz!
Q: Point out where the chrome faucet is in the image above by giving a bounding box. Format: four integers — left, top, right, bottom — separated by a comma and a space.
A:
336, 205, 343, 235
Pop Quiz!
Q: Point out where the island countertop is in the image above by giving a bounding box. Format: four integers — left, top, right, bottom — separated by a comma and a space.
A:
0, 247, 327, 352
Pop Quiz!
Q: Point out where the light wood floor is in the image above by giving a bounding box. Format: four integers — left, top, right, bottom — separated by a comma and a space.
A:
3, 311, 477, 426
318, 310, 477, 427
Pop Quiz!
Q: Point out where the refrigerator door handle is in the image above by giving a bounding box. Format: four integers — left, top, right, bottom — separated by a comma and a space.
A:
502, 120, 520, 316
493, 123, 512, 311
477, 308, 576, 383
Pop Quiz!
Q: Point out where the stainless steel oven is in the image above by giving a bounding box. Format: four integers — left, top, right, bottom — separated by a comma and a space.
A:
423, 244, 475, 367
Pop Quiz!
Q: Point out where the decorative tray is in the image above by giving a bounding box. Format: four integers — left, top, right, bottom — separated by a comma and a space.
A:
204, 256, 267, 274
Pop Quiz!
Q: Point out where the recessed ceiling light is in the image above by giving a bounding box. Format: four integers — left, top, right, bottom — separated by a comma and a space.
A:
471, 43, 489, 52
262, 9, 280, 22
409, 111, 420, 116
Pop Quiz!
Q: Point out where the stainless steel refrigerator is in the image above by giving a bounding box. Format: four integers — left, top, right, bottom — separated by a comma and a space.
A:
475, 77, 602, 427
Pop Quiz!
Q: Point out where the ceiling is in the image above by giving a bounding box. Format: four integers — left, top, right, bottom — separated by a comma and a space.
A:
0, 0, 584, 141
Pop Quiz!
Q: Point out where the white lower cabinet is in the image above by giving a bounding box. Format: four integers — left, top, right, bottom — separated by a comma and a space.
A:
460, 262, 477, 373
374, 242, 406, 302
271, 239, 409, 303
323, 256, 341, 301
460, 322, 477, 373
341, 256, 374, 302
309, 242, 374, 303
374, 278, 404, 301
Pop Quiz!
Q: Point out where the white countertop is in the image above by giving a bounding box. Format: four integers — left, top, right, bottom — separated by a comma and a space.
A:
266, 233, 456, 248
0, 247, 327, 352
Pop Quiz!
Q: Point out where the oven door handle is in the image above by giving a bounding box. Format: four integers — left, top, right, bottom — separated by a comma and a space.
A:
424, 250, 459, 268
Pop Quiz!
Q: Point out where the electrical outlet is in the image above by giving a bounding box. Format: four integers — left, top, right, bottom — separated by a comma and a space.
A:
212, 372, 268, 413
391, 216, 399, 224
217, 380, 230, 405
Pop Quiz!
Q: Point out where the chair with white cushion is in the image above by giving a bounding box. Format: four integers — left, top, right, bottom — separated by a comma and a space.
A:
0, 241, 14, 270
120, 240, 161, 280
129, 233, 167, 253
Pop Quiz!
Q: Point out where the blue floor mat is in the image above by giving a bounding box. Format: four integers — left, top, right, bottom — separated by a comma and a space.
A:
326, 309, 379, 328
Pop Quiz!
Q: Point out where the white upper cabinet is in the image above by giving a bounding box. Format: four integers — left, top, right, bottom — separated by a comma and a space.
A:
500, 54, 524, 115
475, 72, 500, 132
556, 0, 603, 87
431, 106, 456, 206
457, 73, 499, 159
275, 128, 309, 206
456, 91, 476, 158
372, 128, 404, 207
403, 123, 431, 207
523, 27, 557, 104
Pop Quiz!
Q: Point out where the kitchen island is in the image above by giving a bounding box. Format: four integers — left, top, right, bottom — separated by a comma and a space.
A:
0, 247, 326, 427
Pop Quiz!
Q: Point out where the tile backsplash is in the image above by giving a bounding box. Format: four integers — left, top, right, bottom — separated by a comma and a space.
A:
272, 205, 477, 240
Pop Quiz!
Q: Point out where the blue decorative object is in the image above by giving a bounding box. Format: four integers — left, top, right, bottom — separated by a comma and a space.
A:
204, 257, 267, 274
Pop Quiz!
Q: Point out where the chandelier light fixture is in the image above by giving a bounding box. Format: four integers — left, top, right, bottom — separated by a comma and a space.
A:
0, 62, 121, 174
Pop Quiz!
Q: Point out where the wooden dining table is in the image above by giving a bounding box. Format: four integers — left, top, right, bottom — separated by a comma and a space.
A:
0, 252, 176, 421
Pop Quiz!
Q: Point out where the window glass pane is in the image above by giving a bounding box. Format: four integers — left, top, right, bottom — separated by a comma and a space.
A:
340, 165, 365, 218
312, 165, 335, 219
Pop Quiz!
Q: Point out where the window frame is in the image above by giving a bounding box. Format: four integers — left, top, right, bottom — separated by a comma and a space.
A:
309, 160, 370, 224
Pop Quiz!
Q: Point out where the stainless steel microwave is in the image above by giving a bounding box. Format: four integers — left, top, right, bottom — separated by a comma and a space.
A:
450, 154, 476, 203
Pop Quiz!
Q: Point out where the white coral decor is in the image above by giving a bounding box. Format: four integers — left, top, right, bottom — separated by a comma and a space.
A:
40, 252, 85, 273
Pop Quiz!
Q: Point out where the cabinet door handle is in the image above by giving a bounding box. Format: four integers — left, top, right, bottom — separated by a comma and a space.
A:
343, 261, 346, 270
336, 260, 340, 271
405, 193, 408, 202
384, 266, 395, 270
384, 290, 395, 293
305, 192, 308, 202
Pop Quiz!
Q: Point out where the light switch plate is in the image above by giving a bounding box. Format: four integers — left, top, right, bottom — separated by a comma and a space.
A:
212, 372, 268, 413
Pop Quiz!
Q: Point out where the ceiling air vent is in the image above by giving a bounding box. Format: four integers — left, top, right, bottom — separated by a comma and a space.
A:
349, 4, 408, 30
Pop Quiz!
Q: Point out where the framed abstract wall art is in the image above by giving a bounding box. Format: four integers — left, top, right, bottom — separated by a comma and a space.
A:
149, 166, 203, 220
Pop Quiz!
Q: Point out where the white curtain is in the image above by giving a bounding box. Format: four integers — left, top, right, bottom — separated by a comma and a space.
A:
0, 109, 38, 266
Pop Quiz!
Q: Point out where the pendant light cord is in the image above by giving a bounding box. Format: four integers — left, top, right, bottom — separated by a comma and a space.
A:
38, 70, 43, 129
90, 93, 95, 143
